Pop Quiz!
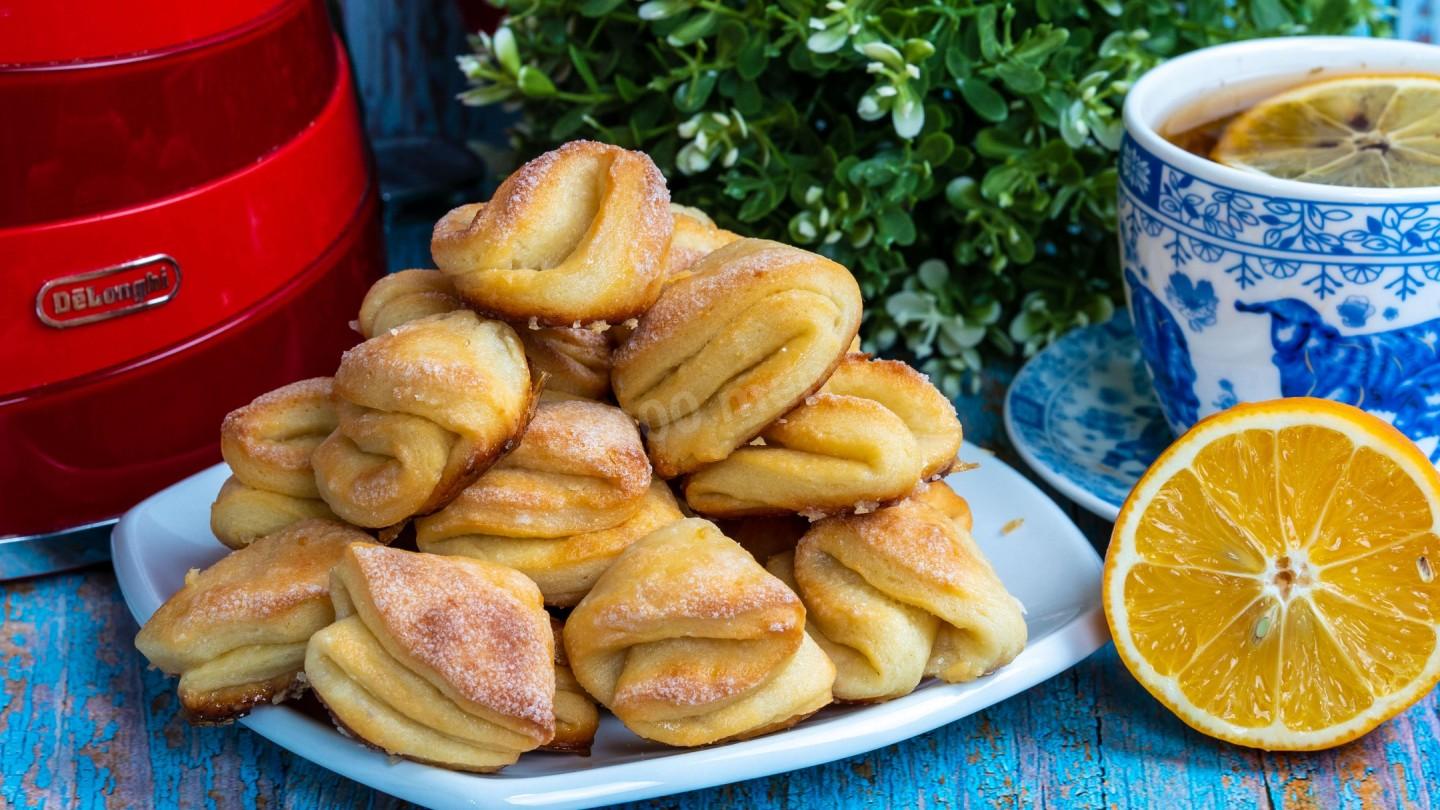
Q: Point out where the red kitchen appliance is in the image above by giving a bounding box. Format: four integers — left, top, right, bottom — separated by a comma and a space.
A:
0, 0, 384, 577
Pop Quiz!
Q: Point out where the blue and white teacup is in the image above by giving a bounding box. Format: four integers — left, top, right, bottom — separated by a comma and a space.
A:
1120, 36, 1440, 459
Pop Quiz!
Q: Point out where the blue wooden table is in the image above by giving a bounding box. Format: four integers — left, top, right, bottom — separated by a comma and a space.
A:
4, 378, 1439, 809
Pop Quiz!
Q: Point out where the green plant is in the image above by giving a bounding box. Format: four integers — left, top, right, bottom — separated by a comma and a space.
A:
458, 0, 1388, 394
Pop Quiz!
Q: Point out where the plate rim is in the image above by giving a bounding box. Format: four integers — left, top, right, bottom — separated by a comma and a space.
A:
1003, 317, 1148, 522
1004, 400, 1123, 523
112, 447, 1109, 810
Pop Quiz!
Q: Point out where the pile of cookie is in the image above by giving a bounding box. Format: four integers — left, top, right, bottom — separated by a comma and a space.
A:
136, 140, 1026, 772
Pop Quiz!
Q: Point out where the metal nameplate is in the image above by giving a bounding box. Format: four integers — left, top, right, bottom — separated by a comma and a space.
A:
36, 253, 181, 329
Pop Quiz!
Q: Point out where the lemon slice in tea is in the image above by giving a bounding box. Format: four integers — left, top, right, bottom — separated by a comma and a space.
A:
1105, 398, 1440, 750
1212, 75, 1440, 187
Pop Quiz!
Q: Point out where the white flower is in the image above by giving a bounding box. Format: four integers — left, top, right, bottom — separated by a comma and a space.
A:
638, 0, 691, 21
892, 93, 923, 139
807, 23, 849, 53
858, 41, 904, 68
857, 90, 885, 121
676, 142, 712, 175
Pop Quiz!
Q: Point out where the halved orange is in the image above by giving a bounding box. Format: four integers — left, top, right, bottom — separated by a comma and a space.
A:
1213, 74, 1440, 187
1104, 398, 1440, 750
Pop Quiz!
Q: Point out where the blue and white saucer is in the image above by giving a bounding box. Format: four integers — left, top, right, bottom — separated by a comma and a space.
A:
1003, 313, 1172, 521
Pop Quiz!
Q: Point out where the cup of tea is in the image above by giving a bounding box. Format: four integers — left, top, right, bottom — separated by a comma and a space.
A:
1119, 36, 1440, 458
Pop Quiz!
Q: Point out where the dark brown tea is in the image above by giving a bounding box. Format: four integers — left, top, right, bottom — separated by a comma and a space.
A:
1163, 111, 1240, 160
1157, 72, 1440, 188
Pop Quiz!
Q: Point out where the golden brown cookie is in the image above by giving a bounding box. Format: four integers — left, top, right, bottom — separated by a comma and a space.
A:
684, 354, 961, 517
135, 520, 375, 722
565, 518, 835, 746
211, 378, 339, 548
433, 140, 673, 326
768, 494, 1025, 703
416, 400, 682, 606
311, 311, 533, 528
305, 544, 555, 772
612, 238, 862, 477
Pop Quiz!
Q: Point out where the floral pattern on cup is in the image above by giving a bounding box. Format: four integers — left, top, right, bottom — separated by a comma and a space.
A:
1119, 130, 1440, 460
1164, 271, 1218, 332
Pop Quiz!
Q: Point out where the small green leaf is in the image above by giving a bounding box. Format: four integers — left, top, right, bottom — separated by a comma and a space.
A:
858, 41, 906, 70
902, 38, 936, 63
857, 88, 887, 121
873, 326, 898, 351
550, 106, 589, 140
674, 70, 718, 113
944, 42, 971, 80
1249, 0, 1293, 30
638, 0, 690, 21
959, 78, 1008, 123
738, 186, 783, 222
1004, 226, 1035, 262
1059, 99, 1088, 147
715, 19, 746, 55
568, 45, 599, 94
976, 6, 1002, 61
516, 65, 556, 96
737, 33, 769, 79
457, 83, 513, 106
917, 132, 954, 166
1011, 27, 1068, 64
948, 145, 975, 172
578, 0, 625, 16
891, 88, 924, 139
615, 74, 644, 102
1010, 309, 1045, 341
939, 319, 986, 352
850, 155, 900, 186
807, 22, 849, 54
945, 176, 980, 209
917, 259, 949, 291
492, 26, 521, 76
886, 290, 935, 320
981, 165, 1022, 204
875, 206, 916, 247
995, 61, 1044, 94
732, 79, 764, 115
970, 298, 1003, 324
979, 126, 1025, 157
667, 10, 718, 46
1314, 0, 1350, 30
1085, 295, 1116, 323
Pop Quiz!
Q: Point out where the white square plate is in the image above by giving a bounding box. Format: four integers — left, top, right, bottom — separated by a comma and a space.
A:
112, 442, 1108, 809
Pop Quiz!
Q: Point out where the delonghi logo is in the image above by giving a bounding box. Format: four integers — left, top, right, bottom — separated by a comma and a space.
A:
37, 254, 181, 328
